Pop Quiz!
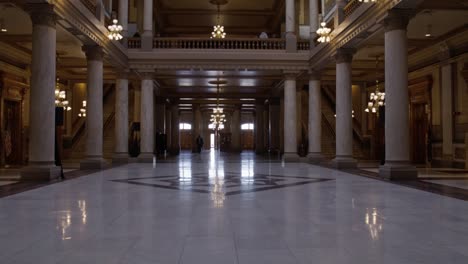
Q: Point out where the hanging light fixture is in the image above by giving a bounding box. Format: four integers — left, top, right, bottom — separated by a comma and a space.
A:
210, 0, 228, 39
0, 18, 7, 32
209, 78, 227, 130
78, 100, 87, 117
316, 15, 331, 43
365, 57, 385, 114
107, 13, 123, 40
55, 78, 71, 111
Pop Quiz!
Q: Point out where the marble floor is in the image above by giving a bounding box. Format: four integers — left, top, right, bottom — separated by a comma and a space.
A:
1, 151, 468, 263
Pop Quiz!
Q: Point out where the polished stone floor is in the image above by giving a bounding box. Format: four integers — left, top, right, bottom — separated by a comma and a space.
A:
1, 151, 468, 263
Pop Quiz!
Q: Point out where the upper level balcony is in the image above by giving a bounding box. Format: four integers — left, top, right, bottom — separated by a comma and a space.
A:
127, 37, 311, 52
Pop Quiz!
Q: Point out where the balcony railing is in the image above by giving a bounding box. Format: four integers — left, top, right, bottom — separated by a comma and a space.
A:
153, 38, 287, 50
343, 0, 363, 20
128, 38, 310, 51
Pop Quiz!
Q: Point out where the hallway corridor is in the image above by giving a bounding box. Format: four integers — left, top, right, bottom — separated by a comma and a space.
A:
1, 152, 468, 263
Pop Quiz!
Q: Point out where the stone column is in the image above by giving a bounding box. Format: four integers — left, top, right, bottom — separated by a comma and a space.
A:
165, 104, 172, 151
309, 0, 319, 47
80, 45, 107, 170
192, 104, 202, 153
379, 10, 417, 180
118, 0, 128, 37
113, 73, 129, 163
170, 103, 180, 155
231, 105, 241, 152
332, 49, 357, 168
142, 0, 153, 50
283, 72, 299, 161
255, 99, 266, 154
307, 71, 324, 163
263, 106, 269, 151
133, 88, 141, 122
269, 98, 280, 153
285, 0, 297, 52
21, 4, 61, 180
138, 76, 154, 162
441, 63, 454, 166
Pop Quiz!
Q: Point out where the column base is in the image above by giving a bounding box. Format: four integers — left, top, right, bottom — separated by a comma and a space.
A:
80, 157, 109, 170
20, 162, 61, 181
379, 162, 418, 181
138, 152, 154, 163
307, 153, 326, 164
285, 32, 297, 53
283, 152, 300, 162
112, 153, 129, 164
331, 156, 357, 169
169, 147, 180, 155
141, 31, 153, 51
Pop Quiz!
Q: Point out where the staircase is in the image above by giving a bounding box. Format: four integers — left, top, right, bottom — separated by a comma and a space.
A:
321, 85, 368, 159
69, 84, 117, 160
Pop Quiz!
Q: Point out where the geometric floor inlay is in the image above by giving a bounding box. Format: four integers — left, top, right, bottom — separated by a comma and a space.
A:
111, 172, 333, 196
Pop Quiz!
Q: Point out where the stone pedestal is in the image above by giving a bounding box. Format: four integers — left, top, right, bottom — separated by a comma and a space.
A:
21, 4, 61, 180
113, 76, 129, 164
332, 49, 357, 169
80, 45, 108, 170
138, 77, 154, 163
307, 72, 324, 164
283, 72, 300, 161
379, 10, 417, 180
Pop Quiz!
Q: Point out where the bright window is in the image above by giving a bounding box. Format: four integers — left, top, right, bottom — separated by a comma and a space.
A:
179, 123, 192, 130
241, 123, 254, 130
208, 123, 225, 130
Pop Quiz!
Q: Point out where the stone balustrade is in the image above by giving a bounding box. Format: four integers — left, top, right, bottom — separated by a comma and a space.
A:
127, 38, 311, 51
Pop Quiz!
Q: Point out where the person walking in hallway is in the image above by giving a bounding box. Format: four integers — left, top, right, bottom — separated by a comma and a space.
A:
196, 135, 204, 153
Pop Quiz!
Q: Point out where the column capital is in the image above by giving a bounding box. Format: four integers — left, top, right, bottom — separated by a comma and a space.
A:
335, 48, 355, 63
139, 71, 154, 80
308, 70, 321, 80
27, 3, 56, 27
283, 70, 300, 80
116, 69, 130, 79
384, 9, 411, 32
82, 45, 104, 61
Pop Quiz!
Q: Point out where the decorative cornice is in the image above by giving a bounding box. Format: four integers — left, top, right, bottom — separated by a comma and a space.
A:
27, 3, 56, 28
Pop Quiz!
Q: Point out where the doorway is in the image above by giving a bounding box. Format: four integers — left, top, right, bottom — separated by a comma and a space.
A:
210, 133, 215, 148
3, 100, 22, 165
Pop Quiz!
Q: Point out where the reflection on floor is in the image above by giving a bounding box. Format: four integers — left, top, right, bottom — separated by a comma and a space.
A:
1, 150, 468, 263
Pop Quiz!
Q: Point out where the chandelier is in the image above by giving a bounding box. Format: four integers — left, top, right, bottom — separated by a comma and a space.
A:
210, 0, 227, 39
78, 100, 87, 117
365, 57, 385, 114
316, 21, 331, 43
55, 78, 71, 111
209, 78, 227, 130
107, 19, 123, 40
